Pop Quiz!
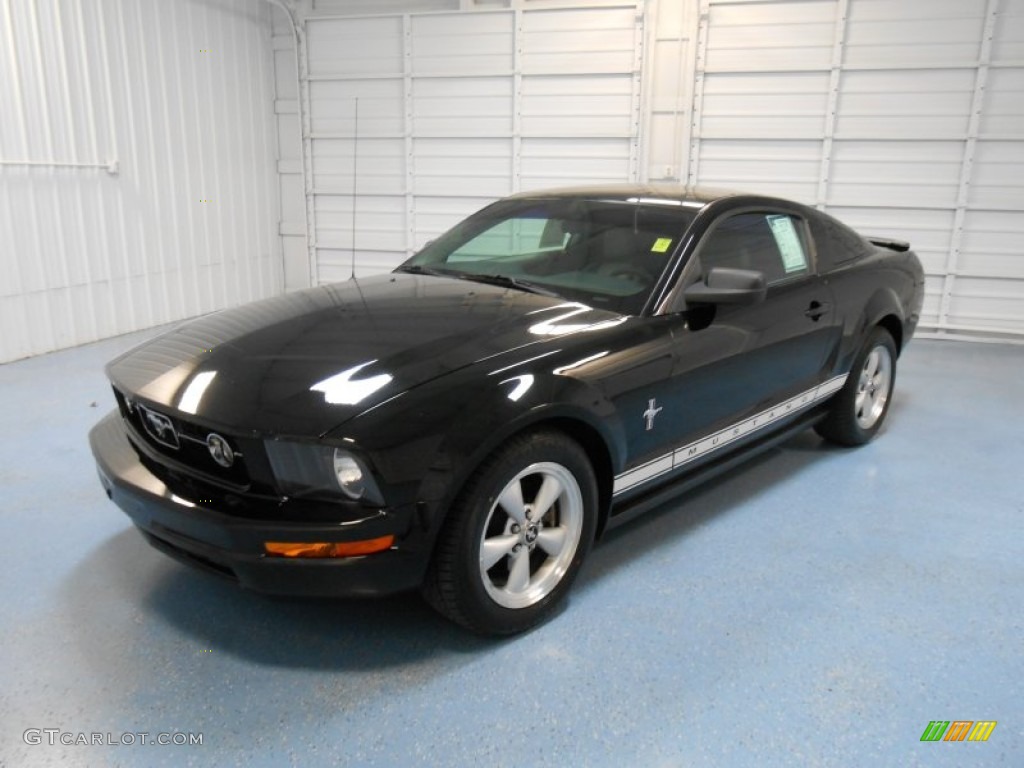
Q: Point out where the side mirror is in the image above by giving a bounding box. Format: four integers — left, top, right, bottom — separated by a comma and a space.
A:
683, 267, 767, 306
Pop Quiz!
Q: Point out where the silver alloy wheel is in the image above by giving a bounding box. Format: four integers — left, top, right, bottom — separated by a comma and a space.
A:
854, 343, 893, 429
479, 461, 584, 610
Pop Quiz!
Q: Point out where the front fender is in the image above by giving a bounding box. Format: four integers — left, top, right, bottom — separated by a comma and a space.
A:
442, 372, 624, 494
334, 367, 624, 544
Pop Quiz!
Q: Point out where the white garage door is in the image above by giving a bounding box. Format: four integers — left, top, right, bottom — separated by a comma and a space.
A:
297, 3, 646, 282
688, 0, 1024, 338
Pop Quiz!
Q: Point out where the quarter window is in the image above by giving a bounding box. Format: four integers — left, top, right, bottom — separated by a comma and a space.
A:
699, 212, 810, 284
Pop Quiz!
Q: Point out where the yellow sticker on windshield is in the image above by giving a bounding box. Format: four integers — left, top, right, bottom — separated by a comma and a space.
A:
651, 237, 673, 253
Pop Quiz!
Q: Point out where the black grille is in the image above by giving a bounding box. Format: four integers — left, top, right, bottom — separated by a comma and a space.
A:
113, 387, 251, 487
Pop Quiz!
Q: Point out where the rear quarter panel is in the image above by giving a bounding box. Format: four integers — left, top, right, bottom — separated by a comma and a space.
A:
810, 211, 924, 372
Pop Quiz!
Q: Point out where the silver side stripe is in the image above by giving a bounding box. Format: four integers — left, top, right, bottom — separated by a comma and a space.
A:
612, 374, 848, 496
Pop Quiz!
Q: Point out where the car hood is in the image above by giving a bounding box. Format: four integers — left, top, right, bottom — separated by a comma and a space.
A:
107, 273, 623, 436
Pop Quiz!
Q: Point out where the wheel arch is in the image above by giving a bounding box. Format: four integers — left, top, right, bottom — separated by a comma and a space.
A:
875, 313, 904, 354
526, 415, 615, 540
858, 287, 907, 355
438, 404, 620, 544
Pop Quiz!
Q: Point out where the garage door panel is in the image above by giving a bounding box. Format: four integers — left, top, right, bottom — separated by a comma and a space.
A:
705, 0, 835, 73
317, 226, 406, 252
835, 70, 974, 139
318, 249, 405, 281
844, 0, 987, 69
313, 138, 405, 195
979, 68, 1024, 137
991, 0, 1024, 61
947, 278, 1024, 332
413, 77, 513, 136
829, 140, 963, 208
309, 80, 404, 136
521, 73, 633, 137
317, 194, 405, 222
697, 139, 821, 198
301, 5, 643, 281
520, 137, 631, 189
521, 7, 637, 75
307, 17, 403, 76
413, 138, 512, 197
411, 12, 513, 75
959, 210, 1024, 280
969, 141, 1024, 210
691, 0, 1024, 336
702, 74, 829, 113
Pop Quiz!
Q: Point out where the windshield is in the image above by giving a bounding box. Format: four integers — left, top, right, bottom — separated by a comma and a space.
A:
398, 197, 698, 315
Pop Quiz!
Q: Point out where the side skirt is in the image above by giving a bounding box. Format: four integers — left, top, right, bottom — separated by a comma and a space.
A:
603, 408, 828, 533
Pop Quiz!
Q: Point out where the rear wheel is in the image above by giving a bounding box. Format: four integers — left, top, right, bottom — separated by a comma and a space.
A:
815, 327, 897, 446
423, 431, 597, 635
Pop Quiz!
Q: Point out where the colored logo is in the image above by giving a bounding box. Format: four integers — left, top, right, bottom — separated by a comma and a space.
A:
920, 721, 997, 742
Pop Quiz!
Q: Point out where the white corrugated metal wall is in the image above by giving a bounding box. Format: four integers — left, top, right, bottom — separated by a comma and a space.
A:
4, 0, 1018, 360
0, 0, 281, 363
272, 0, 646, 285
275, 0, 1023, 339
688, 0, 1024, 339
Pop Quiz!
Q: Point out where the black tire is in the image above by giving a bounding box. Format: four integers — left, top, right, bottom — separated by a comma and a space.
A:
815, 327, 898, 446
422, 431, 598, 635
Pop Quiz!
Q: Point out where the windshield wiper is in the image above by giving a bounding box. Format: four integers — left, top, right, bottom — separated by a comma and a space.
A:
457, 273, 561, 298
394, 264, 453, 277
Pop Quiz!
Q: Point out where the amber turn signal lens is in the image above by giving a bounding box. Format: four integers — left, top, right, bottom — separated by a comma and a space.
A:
264, 535, 394, 558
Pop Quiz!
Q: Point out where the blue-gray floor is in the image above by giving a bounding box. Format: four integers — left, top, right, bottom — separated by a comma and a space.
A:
0, 332, 1021, 767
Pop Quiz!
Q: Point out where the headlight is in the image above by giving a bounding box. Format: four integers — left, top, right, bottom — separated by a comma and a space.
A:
264, 440, 384, 505
332, 449, 368, 500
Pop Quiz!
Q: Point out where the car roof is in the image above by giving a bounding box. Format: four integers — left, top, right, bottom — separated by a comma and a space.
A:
505, 183, 748, 206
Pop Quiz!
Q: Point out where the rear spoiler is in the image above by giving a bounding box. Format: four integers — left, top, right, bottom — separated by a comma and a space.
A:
868, 236, 910, 253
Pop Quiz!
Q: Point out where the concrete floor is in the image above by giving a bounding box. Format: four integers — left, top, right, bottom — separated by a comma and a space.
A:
0, 330, 1021, 767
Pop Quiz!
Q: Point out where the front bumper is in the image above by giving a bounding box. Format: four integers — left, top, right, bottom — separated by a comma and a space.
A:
89, 411, 429, 597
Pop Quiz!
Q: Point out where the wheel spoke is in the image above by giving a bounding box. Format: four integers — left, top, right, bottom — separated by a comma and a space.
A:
863, 351, 878, 378
855, 390, 867, 415
506, 547, 531, 594
480, 534, 518, 570
531, 474, 563, 520
535, 527, 567, 557
497, 480, 527, 525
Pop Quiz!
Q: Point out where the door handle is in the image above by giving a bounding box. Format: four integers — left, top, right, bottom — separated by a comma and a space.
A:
804, 300, 830, 321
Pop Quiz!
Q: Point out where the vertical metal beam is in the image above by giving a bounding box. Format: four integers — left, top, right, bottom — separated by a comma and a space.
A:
627, 0, 645, 182
96, 0, 138, 331
512, 8, 522, 193
637, 0, 658, 182
269, 0, 318, 287
937, 0, 999, 334
297, 14, 318, 285
686, 0, 711, 185
817, 0, 848, 210
404, 14, 416, 255
671, 0, 700, 183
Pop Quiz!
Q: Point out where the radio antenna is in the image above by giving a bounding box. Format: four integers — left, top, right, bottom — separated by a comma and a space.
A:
350, 97, 359, 280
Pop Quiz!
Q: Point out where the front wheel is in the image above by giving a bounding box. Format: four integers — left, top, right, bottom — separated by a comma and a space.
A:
815, 327, 897, 446
423, 431, 597, 635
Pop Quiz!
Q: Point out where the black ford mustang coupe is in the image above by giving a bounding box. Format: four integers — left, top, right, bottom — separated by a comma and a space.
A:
90, 185, 924, 634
